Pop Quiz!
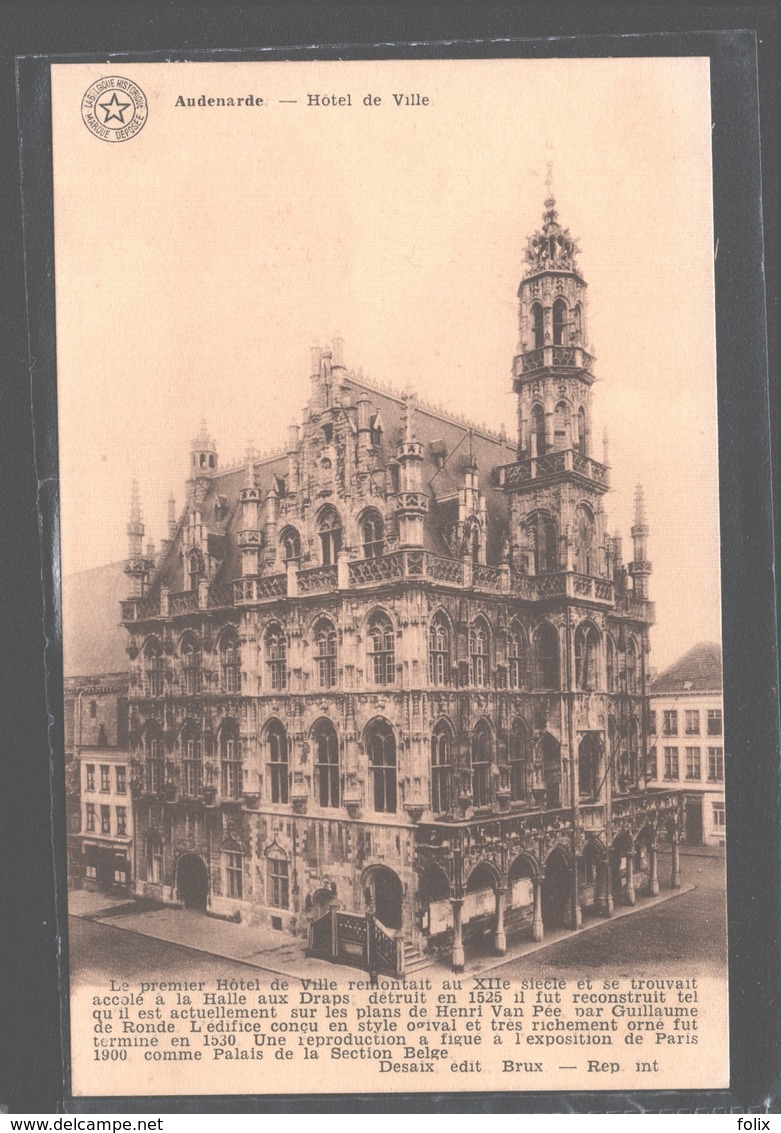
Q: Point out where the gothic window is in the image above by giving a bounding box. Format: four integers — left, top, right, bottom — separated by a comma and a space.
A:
577, 406, 587, 456
148, 835, 163, 883
507, 621, 527, 689
144, 724, 164, 793
224, 847, 243, 899
181, 634, 202, 696
318, 508, 342, 566
530, 403, 546, 456
578, 733, 601, 800
368, 612, 395, 685
525, 511, 558, 574
431, 722, 452, 815
572, 303, 583, 344
574, 622, 600, 691
428, 613, 451, 686
266, 720, 288, 804
280, 527, 301, 562
535, 622, 560, 689
265, 623, 287, 691
219, 627, 241, 693
471, 720, 492, 808
220, 719, 242, 800
627, 720, 640, 784
469, 617, 490, 687
531, 302, 544, 349
626, 636, 639, 694
509, 718, 530, 802
575, 503, 596, 575
314, 619, 337, 689
313, 720, 340, 808
367, 720, 397, 814
361, 510, 385, 559
540, 733, 562, 807
606, 635, 616, 692
144, 637, 164, 697
553, 401, 570, 449
552, 298, 568, 345
267, 852, 289, 908
181, 724, 203, 797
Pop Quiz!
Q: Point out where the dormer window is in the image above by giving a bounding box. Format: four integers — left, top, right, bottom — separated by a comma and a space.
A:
370, 413, 383, 448
322, 424, 333, 443
317, 508, 342, 566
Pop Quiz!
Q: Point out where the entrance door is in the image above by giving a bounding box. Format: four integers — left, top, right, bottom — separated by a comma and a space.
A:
177, 853, 208, 910
685, 796, 703, 844
542, 849, 570, 929
96, 852, 114, 893
367, 867, 403, 929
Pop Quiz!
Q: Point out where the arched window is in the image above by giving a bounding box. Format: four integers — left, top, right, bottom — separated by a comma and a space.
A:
626, 636, 639, 694
552, 298, 567, 345
577, 406, 587, 456
220, 719, 242, 800
431, 722, 452, 814
530, 403, 546, 456
181, 723, 203, 797
361, 510, 385, 559
553, 401, 570, 449
147, 834, 164, 883
313, 719, 340, 808
574, 622, 600, 691
368, 612, 395, 685
144, 637, 164, 697
267, 847, 289, 908
469, 618, 490, 687
181, 634, 202, 696
572, 303, 583, 344
535, 623, 560, 689
224, 841, 243, 899
265, 624, 287, 691
525, 511, 558, 574
575, 502, 595, 575
471, 720, 492, 808
578, 733, 601, 800
280, 527, 301, 562
507, 622, 527, 689
539, 733, 561, 807
219, 627, 241, 693
531, 302, 544, 349
428, 614, 451, 686
509, 718, 530, 802
266, 720, 288, 804
314, 619, 337, 688
144, 723, 164, 794
367, 720, 397, 814
318, 508, 342, 566
606, 635, 616, 692
188, 550, 201, 592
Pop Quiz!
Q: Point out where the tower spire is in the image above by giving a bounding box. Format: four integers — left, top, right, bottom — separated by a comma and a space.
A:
125, 479, 151, 597
629, 483, 652, 599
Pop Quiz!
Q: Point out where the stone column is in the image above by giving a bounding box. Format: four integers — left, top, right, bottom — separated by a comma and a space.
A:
532, 877, 544, 942
451, 898, 465, 973
671, 834, 682, 889
494, 887, 507, 956
599, 857, 614, 917
625, 849, 636, 906
649, 844, 660, 896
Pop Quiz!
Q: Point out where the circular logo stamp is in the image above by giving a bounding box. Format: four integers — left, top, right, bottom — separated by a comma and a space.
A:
81, 76, 148, 143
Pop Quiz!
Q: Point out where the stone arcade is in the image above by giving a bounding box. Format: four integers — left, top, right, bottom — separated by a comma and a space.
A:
122, 195, 682, 974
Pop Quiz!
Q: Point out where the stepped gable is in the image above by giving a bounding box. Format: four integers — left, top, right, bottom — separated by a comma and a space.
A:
650, 642, 723, 694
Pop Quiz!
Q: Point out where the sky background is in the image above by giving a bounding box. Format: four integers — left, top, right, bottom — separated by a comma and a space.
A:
51, 57, 719, 672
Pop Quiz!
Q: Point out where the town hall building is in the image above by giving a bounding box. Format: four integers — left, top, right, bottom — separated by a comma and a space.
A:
121, 195, 682, 974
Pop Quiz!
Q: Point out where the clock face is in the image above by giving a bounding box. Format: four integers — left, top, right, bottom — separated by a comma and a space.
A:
577, 507, 595, 550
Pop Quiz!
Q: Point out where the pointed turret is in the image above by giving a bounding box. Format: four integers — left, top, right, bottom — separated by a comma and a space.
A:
395, 388, 427, 547
629, 484, 652, 599
124, 480, 153, 597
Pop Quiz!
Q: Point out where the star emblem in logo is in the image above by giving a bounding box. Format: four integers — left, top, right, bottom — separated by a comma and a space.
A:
98, 91, 132, 125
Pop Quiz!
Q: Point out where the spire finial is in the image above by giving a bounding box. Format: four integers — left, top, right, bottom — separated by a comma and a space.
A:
634, 483, 648, 526
129, 478, 142, 522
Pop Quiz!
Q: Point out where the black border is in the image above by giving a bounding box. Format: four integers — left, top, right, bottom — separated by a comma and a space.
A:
2, 5, 778, 1115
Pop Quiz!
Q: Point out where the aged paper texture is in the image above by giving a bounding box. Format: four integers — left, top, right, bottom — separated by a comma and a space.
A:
53, 57, 728, 1097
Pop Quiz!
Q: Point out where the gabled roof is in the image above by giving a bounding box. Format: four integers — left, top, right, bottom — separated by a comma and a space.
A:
63, 561, 129, 677
650, 642, 723, 694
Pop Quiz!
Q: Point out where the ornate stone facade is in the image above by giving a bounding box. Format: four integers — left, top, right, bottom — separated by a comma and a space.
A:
122, 198, 681, 971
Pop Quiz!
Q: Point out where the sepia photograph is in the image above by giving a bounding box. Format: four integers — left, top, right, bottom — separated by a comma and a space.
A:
44, 55, 730, 1098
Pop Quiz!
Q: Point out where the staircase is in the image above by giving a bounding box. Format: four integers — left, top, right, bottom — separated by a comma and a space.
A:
403, 939, 433, 975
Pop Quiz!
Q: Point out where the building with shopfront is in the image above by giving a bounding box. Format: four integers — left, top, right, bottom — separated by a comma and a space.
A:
648, 642, 725, 846
121, 195, 682, 974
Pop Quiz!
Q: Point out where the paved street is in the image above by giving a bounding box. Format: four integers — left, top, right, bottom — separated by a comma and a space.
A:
68, 849, 726, 985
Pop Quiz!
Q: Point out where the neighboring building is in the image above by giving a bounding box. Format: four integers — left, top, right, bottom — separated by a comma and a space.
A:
648, 642, 725, 846
121, 194, 682, 975
64, 562, 133, 893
